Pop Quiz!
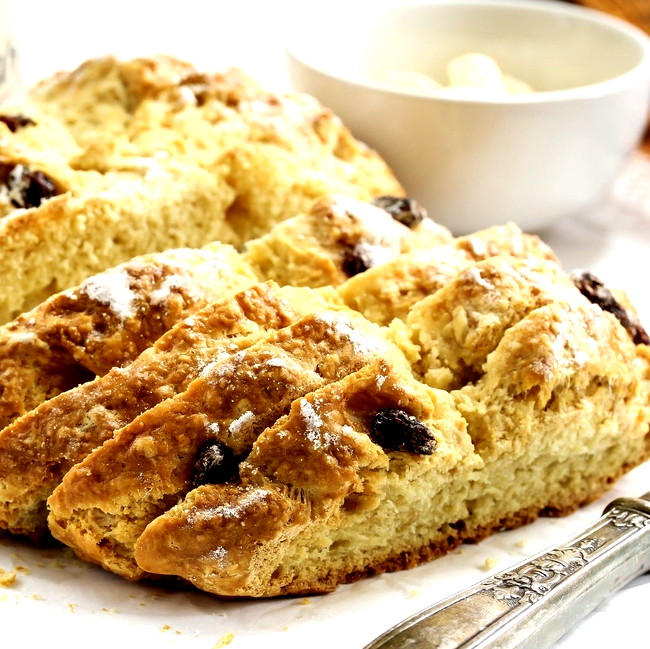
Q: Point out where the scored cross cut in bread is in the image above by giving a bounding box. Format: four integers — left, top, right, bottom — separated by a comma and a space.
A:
0, 282, 337, 539
454, 297, 650, 535
0, 242, 257, 430
402, 255, 579, 391
336, 246, 469, 326
241, 194, 452, 288
338, 222, 560, 327
46, 308, 408, 578
133, 360, 479, 597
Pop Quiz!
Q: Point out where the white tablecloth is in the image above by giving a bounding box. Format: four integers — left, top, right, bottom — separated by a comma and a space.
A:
2, 2, 650, 647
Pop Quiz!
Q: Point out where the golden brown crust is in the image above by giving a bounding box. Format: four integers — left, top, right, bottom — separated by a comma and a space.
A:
0, 244, 256, 430
0, 55, 403, 323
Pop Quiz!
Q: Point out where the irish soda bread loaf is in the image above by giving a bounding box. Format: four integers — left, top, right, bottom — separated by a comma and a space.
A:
0, 58, 648, 597
0, 55, 402, 323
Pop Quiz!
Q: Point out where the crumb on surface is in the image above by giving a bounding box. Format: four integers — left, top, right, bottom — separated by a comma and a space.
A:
213, 632, 235, 648
0, 567, 18, 587
481, 557, 498, 571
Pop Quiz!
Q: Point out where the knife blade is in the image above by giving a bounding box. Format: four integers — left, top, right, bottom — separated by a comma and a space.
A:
364, 492, 650, 649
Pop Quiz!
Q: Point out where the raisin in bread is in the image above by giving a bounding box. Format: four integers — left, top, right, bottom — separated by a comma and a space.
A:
0, 55, 402, 323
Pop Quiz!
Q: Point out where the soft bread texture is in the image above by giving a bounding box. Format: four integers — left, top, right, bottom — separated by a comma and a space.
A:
0, 56, 402, 322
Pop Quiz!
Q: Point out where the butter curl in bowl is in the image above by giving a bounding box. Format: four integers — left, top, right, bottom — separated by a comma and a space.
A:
287, 0, 650, 234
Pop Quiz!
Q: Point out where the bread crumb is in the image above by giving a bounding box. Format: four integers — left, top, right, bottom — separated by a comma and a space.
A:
213, 632, 235, 648
298, 597, 312, 605
515, 539, 528, 549
67, 603, 78, 613
481, 557, 498, 571
161, 625, 172, 632
31, 593, 44, 601
0, 568, 18, 587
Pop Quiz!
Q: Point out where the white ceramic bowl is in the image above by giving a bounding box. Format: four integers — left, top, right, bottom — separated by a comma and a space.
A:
286, 0, 650, 233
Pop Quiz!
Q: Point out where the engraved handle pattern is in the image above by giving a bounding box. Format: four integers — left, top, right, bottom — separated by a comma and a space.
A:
365, 495, 650, 649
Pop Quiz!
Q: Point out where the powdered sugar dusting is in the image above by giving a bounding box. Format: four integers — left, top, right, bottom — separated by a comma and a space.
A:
228, 410, 255, 435
149, 274, 191, 306
188, 488, 270, 526
219, 487, 269, 519
299, 397, 338, 449
353, 241, 399, 269
300, 399, 324, 448
206, 421, 220, 435
464, 266, 494, 291
205, 545, 228, 567
316, 311, 382, 356
329, 195, 405, 267
201, 350, 247, 380
265, 357, 286, 368
80, 270, 137, 320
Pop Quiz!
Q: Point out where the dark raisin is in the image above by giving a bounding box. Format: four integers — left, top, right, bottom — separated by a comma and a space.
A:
572, 270, 649, 345
342, 245, 373, 277
370, 408, 437, 455
190, 439, 240, 489
6, 165, 59, 209
0, 114, 36, 132
371, 196, 427, 229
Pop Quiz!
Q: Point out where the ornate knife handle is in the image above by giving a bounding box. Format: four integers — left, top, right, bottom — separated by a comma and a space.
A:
365, 493, 650, 649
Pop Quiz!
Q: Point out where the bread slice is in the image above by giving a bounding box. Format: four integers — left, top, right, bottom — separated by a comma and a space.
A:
242, 194, 452, 287
133, 360, 476, 597
0, 56, 402, 322
46, 309, 409, 579
0, 243, 256, 430
0, 282, 338, 538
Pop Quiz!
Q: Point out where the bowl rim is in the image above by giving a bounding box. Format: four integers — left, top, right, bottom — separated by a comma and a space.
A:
285, 0, 650, 105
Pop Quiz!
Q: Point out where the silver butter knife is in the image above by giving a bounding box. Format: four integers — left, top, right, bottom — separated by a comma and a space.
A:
364, 492, 650, 649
